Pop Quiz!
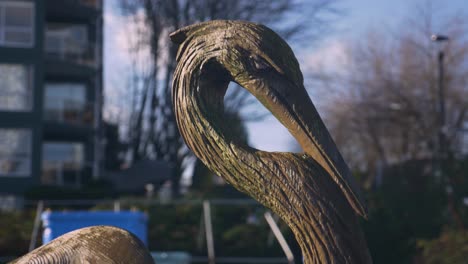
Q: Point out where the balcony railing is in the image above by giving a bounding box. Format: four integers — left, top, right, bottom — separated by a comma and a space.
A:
78, 0, 101, 9
45, 40, 99, 67
63, 0, 101, 9
41, 162, 83, 187
45, 22, 101, 67
44, 101, 94, 125
0, 156, 30, 176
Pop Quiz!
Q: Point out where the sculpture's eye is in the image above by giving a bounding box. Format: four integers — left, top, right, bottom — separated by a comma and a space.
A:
249, 54, 271, 71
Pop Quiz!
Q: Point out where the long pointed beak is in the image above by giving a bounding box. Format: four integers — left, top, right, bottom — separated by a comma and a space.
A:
246, 76, 368, 218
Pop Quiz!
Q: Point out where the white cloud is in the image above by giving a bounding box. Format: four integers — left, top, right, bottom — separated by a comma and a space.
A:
299, 38, 350, 76
293, 38, 354, 115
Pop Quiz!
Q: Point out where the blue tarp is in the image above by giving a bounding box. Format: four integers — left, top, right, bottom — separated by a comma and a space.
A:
41, 211, 148, 246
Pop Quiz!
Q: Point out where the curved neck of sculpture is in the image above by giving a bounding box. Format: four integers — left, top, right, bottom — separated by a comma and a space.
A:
173, 55, 371, 264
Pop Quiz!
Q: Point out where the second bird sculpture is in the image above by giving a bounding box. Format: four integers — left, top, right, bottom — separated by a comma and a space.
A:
171, 20, 372, 264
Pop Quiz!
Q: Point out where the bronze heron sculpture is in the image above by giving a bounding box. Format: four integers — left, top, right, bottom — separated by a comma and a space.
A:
171, 20, 371, 264
10, 20, 371, 264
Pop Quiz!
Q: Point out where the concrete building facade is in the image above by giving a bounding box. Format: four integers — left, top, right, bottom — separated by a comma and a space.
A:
0, 0, 103, 200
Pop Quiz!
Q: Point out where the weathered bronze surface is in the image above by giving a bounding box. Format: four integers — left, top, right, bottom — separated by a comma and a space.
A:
171, 20, 372, 264
10, 226, 154, 264
10, 20, 372, 264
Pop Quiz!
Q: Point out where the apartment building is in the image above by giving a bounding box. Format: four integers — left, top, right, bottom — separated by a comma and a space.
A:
0, 0, 103, 201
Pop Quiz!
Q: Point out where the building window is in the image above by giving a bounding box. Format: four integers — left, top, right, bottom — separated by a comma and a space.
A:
0, 1, 35, 47
42, 142, 84, 186
45, 24, 94, 65
44, 83, 93, 124
0, 64, 33, 111
0, 129, 32, 177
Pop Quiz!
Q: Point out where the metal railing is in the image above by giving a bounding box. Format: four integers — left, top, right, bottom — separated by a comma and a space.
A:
78, 0, 101, 9
44, 101, 94, 125
58, 0, 102, 9
25, 199, 295, 263
200, 200, 294, 264
41, 163, 83, 187
45, 42, 99, 67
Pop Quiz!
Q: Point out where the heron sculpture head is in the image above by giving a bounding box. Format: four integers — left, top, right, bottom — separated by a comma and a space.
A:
10, 20, 371, 264
171, 20, 371, 263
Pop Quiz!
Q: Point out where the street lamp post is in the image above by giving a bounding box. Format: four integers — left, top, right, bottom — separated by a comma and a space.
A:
430, 34, 449, 169
431, 34, 465, 229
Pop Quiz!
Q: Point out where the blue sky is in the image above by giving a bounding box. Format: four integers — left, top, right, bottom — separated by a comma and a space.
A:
243, 0, 468, 152
104, 0, 468, 152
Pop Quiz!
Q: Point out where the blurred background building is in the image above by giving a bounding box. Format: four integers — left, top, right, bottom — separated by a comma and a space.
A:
0, 0, 103, 203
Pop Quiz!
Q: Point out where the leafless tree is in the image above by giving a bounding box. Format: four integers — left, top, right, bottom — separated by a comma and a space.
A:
116, 0, 340, 196
316, 3, 468, 187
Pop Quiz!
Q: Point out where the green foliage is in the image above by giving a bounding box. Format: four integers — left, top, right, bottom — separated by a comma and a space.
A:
0, 210, 35, 257
145, 203, 285, 257
418, 229, 468, 264
446, 158, 468, 227
147, 203, 203, 253
362, 160, 447, 264
212, 205, 284, 257
111, 198, 291, 258
221, 224, 270, 256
